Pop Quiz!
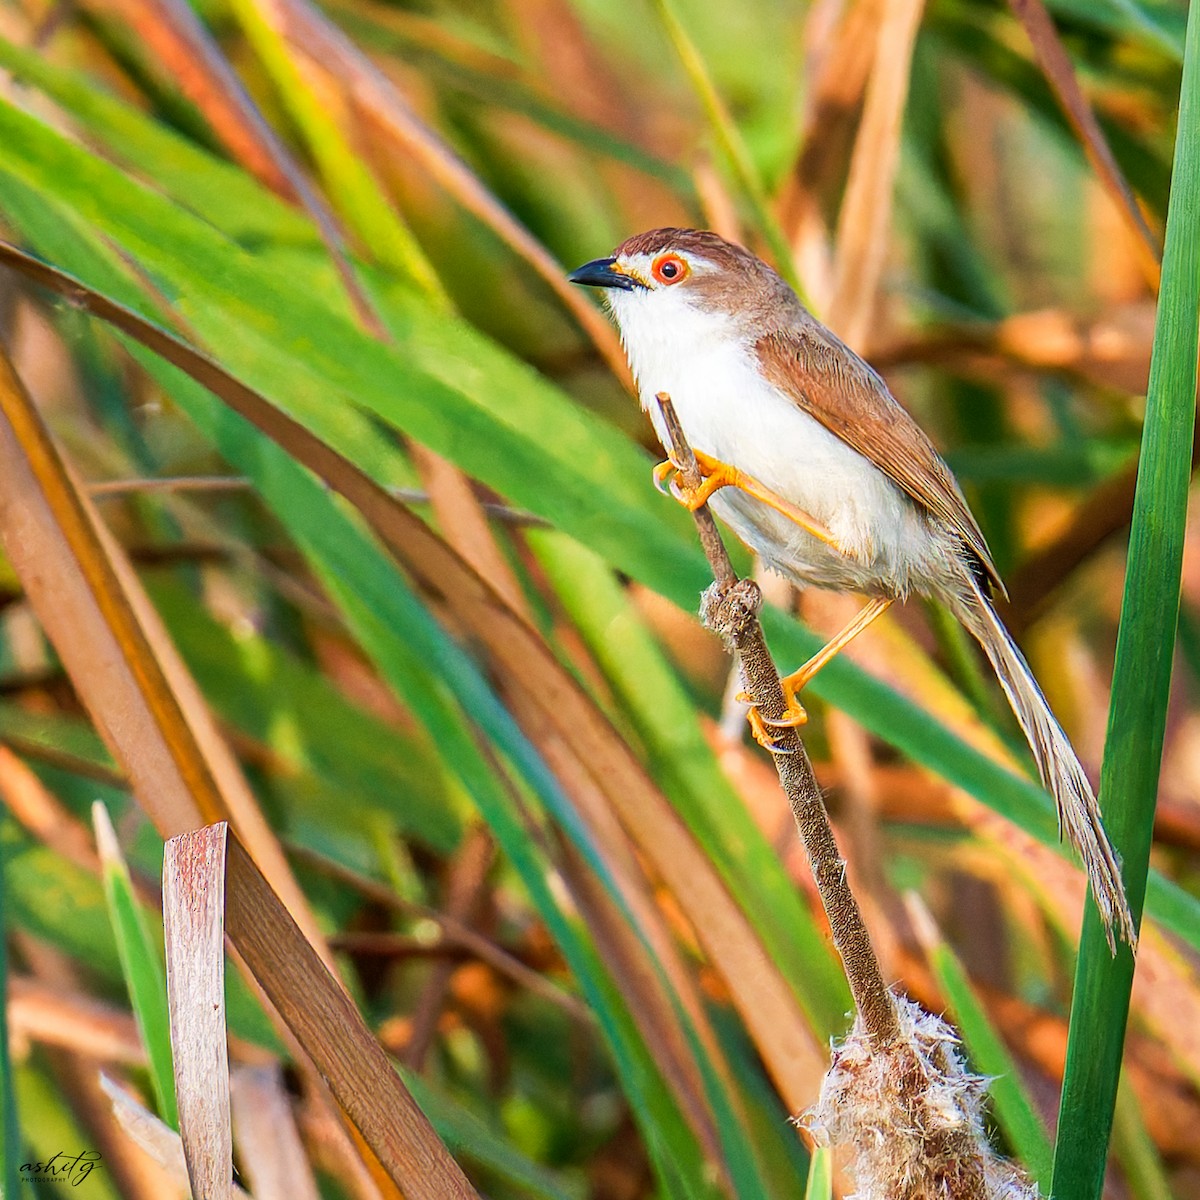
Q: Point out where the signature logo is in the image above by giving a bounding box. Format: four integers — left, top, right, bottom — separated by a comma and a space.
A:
20, 1151, 103, 1186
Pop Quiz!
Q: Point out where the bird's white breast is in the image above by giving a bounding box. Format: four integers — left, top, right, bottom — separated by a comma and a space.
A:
608, 289, 947, 596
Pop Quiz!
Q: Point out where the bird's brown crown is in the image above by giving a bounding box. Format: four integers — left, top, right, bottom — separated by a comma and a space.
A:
613, 228, 760, 273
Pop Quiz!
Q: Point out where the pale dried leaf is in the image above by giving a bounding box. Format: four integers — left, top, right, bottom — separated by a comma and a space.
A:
166, 825, 480, 1200
230, 1064, 321, 1200
828, 0, 926, 348
1007, 0, 1160, 285
101, 1073, 239, 1199
163, 824, 234, 1200
9, 977, 145, 1065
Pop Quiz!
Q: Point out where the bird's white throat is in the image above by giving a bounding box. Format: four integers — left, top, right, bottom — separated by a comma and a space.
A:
605, 286, 742, 413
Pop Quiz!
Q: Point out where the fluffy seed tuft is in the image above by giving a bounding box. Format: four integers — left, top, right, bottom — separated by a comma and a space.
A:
802, 997, 1039, 1200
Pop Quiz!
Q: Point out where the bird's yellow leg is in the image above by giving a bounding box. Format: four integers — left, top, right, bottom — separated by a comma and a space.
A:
749, 597, 895, 735
739, 597, 893, 746
653, 449, 843, 552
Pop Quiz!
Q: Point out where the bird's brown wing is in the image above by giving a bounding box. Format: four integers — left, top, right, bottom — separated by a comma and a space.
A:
756, 325, 1003, 593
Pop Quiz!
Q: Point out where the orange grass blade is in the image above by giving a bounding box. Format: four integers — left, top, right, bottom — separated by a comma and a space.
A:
777, 0, 886, 261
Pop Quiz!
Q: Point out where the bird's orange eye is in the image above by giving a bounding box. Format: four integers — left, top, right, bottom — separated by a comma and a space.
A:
652, 253, 689, 285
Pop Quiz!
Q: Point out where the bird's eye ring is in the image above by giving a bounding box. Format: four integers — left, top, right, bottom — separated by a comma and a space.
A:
652, 253, 689, 285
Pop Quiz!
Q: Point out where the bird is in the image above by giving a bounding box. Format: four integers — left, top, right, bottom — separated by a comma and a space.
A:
569, 227, 1135, 952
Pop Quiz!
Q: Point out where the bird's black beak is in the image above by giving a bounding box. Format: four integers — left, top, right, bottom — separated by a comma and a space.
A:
568, 257, 639, 291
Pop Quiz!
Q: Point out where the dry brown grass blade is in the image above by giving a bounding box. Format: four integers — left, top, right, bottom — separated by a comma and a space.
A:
300, 847, 592, 1019
827, 0, 926, 347
409, 445, 528, 616
402, 331, 732, 1146
694, 159, 744, 243
0, 243, 830, 1109
777, 0, 887, 267
79, 0, 295, 196
0, 742, 99, 873
0, 322, 329, 965
500, 720, 729, 1164
872, 302, 1155, 396
162, 822, 234, 1200
242, 0, 629, 380
0, 732, 127, 790
301, 443, 832, 1110
164, 823, 480, 1198
401, 824, 494, 1071
399, 232, 727, 1140
8, 977, 145, 1065
1001, 426, 1198, 634
78, 0, 387, 334
818, 0, 924, 972
230, 1064, 322, 1200
938, 768, 1200, 1094
556, 836, 732, 1170
0, 344, 198, 832
499, 0, 643, 135
1007, 0, 1161, 285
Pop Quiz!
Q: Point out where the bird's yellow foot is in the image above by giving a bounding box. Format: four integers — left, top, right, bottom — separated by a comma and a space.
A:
653, 449, 745, 512
652, 451, 850, 554
738, 688, 808, 753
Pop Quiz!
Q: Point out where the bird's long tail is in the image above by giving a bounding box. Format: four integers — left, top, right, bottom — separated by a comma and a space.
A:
955, 577, 1136, 952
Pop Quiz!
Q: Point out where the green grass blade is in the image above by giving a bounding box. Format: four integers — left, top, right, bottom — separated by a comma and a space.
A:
529, 529, 851, 1036
911, 900, 1052, 1185
1110, 1076, 1175, 1200
401, 1071, 585, 1200
156, 393, 722, 1197
91, 802, 178, 1128
149, 581, 463, 855
1051, 1, 1200, 1195
802, 1145, 833, 1200
1045, 0, 1183, 58
650, 0, 804, 295
0, 187, 730, 1196
2, 825, 121, 983
227, 0, 446, 303
0, 36, 315, 248
14, 1068, 117, 1199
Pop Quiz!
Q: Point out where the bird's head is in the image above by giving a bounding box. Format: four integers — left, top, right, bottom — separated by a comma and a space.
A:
568, 228, 798, 348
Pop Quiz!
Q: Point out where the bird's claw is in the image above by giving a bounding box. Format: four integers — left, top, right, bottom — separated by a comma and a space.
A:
738, 689, 808, 753
653, 451, 742, 512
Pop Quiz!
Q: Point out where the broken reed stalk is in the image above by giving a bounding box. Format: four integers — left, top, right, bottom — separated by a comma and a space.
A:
655, 393, 899, 1047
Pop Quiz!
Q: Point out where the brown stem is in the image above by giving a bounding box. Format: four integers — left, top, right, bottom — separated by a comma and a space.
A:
655, 393, 899, 1046
401, 824, 495, 1070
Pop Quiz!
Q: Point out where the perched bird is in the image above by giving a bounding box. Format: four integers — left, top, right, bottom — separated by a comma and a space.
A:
570, 227, 1135, 951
